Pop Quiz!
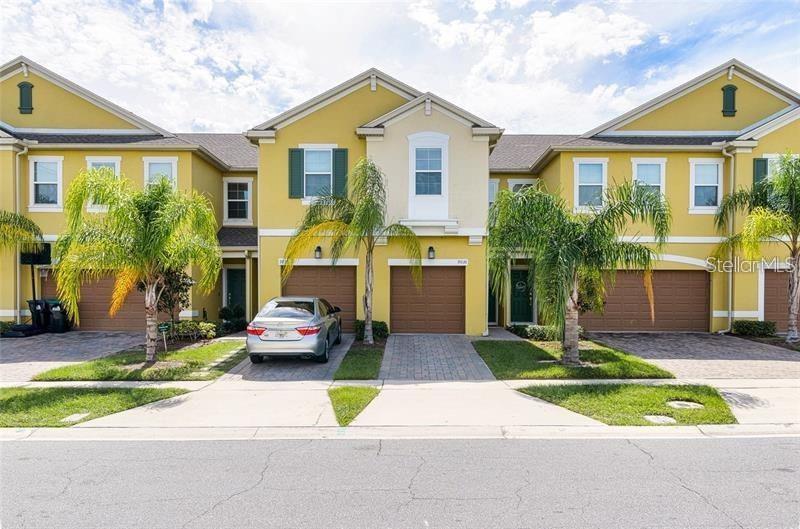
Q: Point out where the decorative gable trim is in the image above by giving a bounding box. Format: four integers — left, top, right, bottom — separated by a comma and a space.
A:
246, 68, 422, 136
736, 106, 800, 140
583, 59, 800, 139
356, 92, 502, 138
0, 56, 172, 137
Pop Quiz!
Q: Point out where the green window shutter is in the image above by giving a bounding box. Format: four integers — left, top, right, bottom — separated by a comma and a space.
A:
18, 82, 33, 114
333, 148, 348, 197
753, 158, 768, 186
288, 148, 304, 198
722, 84, 737, 117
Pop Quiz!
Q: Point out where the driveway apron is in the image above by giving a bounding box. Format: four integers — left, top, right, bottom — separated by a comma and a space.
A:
0, 331, 143, 382
589, 332, 800, 379
379, 334, 495, 381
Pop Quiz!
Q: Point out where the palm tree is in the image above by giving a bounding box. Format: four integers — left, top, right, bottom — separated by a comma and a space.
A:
55, 168, 221, 361
715, 152, 800, 342
283, 157, 421, 344
0, 209, 42, 251
488, 182, 671, 364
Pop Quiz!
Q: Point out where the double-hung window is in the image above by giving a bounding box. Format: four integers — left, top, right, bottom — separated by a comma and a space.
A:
86, 156, 121, 211
304, 149, 332, 197
574, 158, 607, 211
29, 156, 63, 211
415, 148, 442, 195
488, 179, 499, 206
632, 158, 666, 195
144, 157, 178, 188
223, 177, 253, 225
689, 158, 723, 213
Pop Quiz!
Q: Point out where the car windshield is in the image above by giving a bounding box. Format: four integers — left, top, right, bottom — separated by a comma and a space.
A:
257, 300, 315, 319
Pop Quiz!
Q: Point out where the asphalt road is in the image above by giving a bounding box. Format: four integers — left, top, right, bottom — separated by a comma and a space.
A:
2, 438, 798, 529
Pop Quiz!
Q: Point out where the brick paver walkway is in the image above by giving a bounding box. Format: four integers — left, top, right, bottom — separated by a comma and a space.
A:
0, 331, 143, 382
379, 334, 495, 381
222, 334, 354, 381
590, 332, 800, 379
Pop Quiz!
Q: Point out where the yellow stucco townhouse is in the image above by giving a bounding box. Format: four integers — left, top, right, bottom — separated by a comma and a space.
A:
1, 56, 798, 336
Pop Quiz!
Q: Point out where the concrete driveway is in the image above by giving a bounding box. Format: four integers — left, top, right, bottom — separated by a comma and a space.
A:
590, 332, 800, 379
0, 331, 142, 382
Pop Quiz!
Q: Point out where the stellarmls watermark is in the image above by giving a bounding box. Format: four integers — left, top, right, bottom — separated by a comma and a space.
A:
705, 257, 795, 273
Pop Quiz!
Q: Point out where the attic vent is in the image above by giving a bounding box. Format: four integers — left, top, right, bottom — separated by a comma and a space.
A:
722, 84, 737, 117
18, 81, 33, 114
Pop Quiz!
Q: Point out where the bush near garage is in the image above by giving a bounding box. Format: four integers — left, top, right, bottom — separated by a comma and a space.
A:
507, 324, 584, 341
732, 320, 776, 337
354, 320, 389, 341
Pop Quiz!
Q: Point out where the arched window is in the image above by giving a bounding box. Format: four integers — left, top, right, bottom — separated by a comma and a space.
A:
721, 84, 737, 117
18, 81, 33, 114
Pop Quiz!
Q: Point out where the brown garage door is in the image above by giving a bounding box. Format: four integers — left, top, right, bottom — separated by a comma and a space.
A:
390, 266, 465, 334
282, 266, 357, 331
581, 270, 709, 332
764, 270, 796, 332
42, 271, 147, 331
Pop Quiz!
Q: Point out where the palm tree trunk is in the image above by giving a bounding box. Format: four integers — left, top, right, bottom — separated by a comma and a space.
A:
562, 279, 581, 365
144, 282, 158, 362
363, 249, 374, 345
788, 254, 800, 343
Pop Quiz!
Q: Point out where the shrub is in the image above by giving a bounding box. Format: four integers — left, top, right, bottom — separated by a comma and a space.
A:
219, 305, 245, 321
732, 320, 776, 337
0, 321, 12, 335
354, 320, 389, 341
214, 318, 247, 336
198, 322, 217, 340
173, 320, 200, 341
506, 324, 583, 341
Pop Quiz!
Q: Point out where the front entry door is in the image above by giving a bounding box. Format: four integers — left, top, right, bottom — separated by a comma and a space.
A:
488, 288, 497, 325
225, 268, 246, 311
510, 269, 533, 323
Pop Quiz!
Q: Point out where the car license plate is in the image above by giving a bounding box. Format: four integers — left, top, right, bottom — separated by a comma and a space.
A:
267, 330, 288, 339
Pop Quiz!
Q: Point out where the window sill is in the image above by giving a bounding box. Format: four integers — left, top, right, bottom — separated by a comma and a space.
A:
688, 207, 719, 215
573, 206, 599, 214
301, 197, 321, 206
28, 205, 63, 213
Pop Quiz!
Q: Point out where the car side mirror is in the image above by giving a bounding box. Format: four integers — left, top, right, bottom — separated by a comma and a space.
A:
333, 306, 342, 313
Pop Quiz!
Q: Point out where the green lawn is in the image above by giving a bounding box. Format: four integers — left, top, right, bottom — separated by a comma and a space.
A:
327, 386, 380, 426
334, 345, 384, 380
472, 340, 673, 379
0, 387, 188, 427
520, 384, 736, 426
33, 340, 247, 381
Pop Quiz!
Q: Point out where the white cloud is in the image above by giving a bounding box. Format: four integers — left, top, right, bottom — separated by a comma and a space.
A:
1, 0, 797, 135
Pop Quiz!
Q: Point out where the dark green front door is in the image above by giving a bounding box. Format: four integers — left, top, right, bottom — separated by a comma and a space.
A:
510, 269, 533, 323
225, 269, 246, 311
488, 288, 497, 324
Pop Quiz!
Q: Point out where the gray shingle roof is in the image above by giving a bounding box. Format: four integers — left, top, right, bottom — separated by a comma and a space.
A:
11, 133, 189, 145
217, 227, 258, 247
561, 136, 736, 147
177, 133, 257, 170
489, 134, 577, 171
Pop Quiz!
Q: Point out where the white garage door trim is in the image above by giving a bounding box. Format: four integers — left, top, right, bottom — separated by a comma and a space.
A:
388, 259, 468, 266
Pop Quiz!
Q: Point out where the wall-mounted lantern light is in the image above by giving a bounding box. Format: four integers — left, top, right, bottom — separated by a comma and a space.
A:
427, 246, 435, 260
314, 246, 322, 259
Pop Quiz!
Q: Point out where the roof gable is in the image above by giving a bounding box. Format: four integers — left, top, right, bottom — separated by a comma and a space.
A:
247, 68, 422, 137
0, 56, 171, 136
584, 59, 800, 138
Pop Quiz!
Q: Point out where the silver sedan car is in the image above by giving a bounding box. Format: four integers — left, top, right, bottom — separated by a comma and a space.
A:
246, 297, 342, 364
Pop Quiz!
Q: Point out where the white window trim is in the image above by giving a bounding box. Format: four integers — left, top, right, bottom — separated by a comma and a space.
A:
143, 156, 178, 188
573, 157, 608, 213
300, 144, 336, 204
223, 176, 253, 226
408, 131, 449, 220
689, 158, 724, 214
488, 178, 499, 205
28, 156, 64, 212
507, 178, 537, 192
631, 157, 666, 195
762, 153, 800, 179
86, 156, 121, 213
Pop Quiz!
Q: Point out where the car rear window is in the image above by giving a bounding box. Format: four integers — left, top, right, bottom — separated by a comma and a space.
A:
257, 300, 315, 318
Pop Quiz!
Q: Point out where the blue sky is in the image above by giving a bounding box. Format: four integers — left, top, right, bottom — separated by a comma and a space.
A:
1, 0, 798, 133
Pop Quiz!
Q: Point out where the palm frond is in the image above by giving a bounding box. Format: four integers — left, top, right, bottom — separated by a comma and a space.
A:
382, 223, 422, 286
282, 220, 351, 281
0, 210, 43, 252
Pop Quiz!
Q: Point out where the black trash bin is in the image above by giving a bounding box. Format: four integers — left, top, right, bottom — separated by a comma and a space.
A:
27, 299, 49, 330
46, 300, 71, 333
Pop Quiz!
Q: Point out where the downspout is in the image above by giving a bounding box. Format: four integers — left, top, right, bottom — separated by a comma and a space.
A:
719, 144, 735, 334
14, 143, 28, 324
